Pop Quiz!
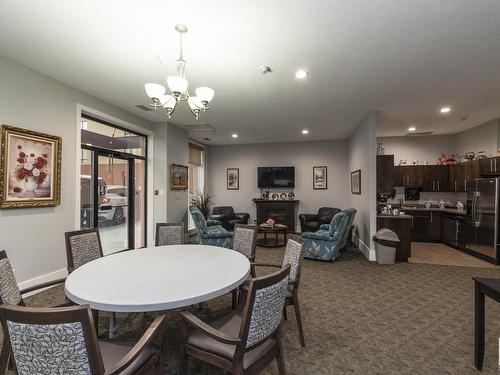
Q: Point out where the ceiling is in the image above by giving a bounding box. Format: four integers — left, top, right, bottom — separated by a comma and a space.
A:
1, 1, 500, 144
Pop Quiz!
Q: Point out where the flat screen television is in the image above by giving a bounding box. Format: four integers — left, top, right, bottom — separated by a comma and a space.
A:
257, 167, 295, 188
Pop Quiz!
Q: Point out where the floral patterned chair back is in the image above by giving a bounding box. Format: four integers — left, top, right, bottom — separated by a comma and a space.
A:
64, 228, 104, 273
232, 224, 257, 261
0, 304, 105, 375
240, 265, 290, 349
155, 222, 185, 246
281, 234, 306, 284
0, 251, 23, 306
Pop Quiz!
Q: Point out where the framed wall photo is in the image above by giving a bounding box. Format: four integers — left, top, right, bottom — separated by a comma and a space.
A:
227, 168, 239, 190
0, 125, 62, 208
351, 169, 361, 194
313, 166, 328, 190
170, 164, 188, 190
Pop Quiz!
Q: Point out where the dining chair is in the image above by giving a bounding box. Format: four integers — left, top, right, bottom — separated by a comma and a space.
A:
179, 265, 291, 375
243, 234, 307, 347
155, 222, 185, 246
0, 304, 165, 375
231, 224, 257, 309
0, 250, 67, 307
65, 228, 104, 274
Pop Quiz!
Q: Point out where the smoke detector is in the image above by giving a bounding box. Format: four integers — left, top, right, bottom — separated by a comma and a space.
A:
261, 66, 272, 74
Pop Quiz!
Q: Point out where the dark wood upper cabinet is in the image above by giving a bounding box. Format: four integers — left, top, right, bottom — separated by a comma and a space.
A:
479, 157, 500, 176
376, 155, 394, 193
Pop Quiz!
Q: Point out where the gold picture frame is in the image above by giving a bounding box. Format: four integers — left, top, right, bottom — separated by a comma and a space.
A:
170, 163, 188, 190
0, 125, 62, 208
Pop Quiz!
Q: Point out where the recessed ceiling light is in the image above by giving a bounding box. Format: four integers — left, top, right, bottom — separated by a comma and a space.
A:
408, 126, 416, 132
295, 70, 308, 79
302, 129, 309, 134
440, 106, 451, 114
231, 133, 238, 138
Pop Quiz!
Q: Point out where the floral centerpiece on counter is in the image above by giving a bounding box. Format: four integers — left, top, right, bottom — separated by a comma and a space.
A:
12, 145, 50, 193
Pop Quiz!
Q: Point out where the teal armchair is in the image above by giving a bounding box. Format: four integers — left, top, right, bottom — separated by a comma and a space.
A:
189, 206, 233, 248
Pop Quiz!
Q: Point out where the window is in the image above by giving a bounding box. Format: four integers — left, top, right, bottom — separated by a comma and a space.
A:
188, 143, 205, 229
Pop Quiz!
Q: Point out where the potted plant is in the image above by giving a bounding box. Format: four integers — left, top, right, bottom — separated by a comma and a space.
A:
191, 190, 212, 219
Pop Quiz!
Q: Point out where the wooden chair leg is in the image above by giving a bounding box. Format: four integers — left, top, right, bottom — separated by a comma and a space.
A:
276, 336, 287, 375
156, 352, 164, 375
283, 305, 288, 321
179, 322, 188, 375
92, 309, 99, 335
0, 340, 10, 374
232, 289, 238, 310
293, 296, 305, 347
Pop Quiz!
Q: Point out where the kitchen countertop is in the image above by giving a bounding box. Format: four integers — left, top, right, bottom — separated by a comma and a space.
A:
401, 207, 466, 215
377, 214, 413, 219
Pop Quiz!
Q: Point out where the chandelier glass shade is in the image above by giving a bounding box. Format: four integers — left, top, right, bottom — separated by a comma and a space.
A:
144, 25, 214, 119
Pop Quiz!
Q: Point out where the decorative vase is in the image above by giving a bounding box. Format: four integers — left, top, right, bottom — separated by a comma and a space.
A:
40, 174, 50, 189
24, 177, 38, 192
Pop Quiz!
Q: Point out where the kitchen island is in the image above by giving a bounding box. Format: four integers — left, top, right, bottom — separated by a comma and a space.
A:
376, 214, 412, 262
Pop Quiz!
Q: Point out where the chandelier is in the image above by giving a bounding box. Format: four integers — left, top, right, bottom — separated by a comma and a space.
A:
144, 24, 214, 120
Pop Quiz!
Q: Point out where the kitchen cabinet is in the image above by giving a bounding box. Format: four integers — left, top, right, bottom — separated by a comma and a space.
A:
479, 157, 500, 176
377, 215, 412, 261
407, 211, 442, 242
423, 166, 449, 192
377, 155, 394, 193
394, 165, 424, 187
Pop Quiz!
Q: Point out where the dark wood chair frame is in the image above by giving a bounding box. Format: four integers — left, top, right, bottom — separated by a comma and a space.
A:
231, 224, 258, 309
244, 234, 307, 347
0, 304, 165, 375
0, 250, 67, 306
179, 265, 291, 375
155, 222, 185, 246
64, 228, 104, 274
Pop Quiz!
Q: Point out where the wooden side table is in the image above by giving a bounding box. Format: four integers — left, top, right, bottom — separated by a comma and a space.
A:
473, 277, 500, 370
256, 224, 288, 248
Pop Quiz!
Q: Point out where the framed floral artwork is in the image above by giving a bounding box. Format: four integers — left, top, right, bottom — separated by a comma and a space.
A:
313, 166, 327, 189
0, 125, 62, 208
227, 168, 239, 190
351, 169, 361, 194
170, 163, 188, 190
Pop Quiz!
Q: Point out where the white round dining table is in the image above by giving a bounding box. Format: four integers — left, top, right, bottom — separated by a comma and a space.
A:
64, 244, 250, 313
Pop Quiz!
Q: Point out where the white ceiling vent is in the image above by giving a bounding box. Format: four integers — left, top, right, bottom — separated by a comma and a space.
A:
405, 131, 434, 136
181, 123, 217, 132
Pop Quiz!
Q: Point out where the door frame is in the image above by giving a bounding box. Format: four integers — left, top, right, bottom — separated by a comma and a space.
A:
75, 104, 155, 247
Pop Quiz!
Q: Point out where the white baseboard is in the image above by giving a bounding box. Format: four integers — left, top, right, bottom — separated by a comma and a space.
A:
352, 233, 376, 261
18, 268, 68, 297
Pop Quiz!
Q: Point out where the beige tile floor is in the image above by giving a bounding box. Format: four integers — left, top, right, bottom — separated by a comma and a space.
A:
409, 242, 497, 268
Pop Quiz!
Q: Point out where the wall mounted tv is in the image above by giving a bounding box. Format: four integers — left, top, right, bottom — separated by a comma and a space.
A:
257, 167, 295, 188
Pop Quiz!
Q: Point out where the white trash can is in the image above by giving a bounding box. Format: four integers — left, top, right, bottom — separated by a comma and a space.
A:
373, 228, 400, 265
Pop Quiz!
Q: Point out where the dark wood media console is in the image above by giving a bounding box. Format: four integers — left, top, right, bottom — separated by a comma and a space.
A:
253, 199, 299, 231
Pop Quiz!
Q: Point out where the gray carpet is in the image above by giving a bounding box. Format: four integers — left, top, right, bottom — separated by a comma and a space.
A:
10, 246, 500, 374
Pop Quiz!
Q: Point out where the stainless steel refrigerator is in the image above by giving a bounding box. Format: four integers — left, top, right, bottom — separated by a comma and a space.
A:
466, 178, 499, 264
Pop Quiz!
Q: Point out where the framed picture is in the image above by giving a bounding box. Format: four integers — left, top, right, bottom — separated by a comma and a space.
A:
227, 168, 239, 190
0, 125, 62, 208
313, 166, 328, 190
170, 164, 188, 190
351, 169, 361, 194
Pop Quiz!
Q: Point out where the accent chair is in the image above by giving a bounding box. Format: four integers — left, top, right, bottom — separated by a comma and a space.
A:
209, 206, 250, 231
190, 206, 233, 248
299, 207, 341, 233
155, 222, 185, 246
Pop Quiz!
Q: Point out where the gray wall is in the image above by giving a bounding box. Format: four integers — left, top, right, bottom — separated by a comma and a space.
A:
348, 112, 377, 260
166, 124, 189, 225
455, 118, 499, 156
0, 57, 167, 285
206, 140, 350, 231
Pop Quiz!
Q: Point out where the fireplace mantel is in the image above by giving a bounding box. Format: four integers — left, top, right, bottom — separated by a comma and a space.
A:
253, 199, 300, 231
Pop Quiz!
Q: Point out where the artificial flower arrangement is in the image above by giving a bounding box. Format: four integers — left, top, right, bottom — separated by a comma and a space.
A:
12, 145, 50, 193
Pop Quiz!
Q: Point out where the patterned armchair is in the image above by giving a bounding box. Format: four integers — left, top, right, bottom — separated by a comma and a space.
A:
302, 211, 350, 262
209, 206, 250, 231
299, 207, 341, 233
155, 222, 185, 246
189, 206, 233, 248
179, 266, 291, 375
0, 304, 165, 375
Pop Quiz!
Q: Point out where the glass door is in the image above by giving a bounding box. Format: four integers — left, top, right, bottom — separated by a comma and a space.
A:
97, 153, 131, 255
